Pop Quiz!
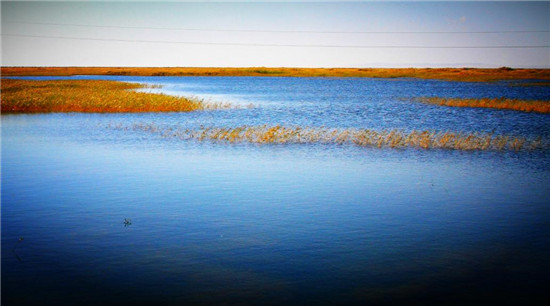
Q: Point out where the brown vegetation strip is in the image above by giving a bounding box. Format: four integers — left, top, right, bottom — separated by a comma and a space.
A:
418, 97, 550, 113
2, 67, 550, 82
1, 79, 230, 113
120, 124, 546, 151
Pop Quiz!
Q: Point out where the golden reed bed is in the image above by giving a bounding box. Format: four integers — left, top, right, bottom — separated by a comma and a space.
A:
3, 67, 550, 82
419, 97, 550, 113
120, 124, 546, 151
1, 79, 231, 113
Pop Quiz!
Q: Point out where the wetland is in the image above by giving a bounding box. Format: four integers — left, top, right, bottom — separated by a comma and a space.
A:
2, 72, 550, 305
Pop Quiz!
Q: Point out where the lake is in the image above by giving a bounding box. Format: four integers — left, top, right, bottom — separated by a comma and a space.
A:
2, 76, 550, 305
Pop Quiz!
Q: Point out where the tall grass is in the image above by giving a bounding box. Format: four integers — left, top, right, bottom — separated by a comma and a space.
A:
1, 79, 232, 113
418, 97, 550, 113
3, 67, 549, 82
120, 124, 547, 151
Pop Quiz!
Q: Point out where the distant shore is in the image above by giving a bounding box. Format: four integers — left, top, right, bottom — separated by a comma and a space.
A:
2, 67, 549, 82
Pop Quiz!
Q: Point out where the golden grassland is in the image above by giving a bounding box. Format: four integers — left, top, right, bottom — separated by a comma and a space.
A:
120, 124, 546, 151
2, 67, 550, 82
419, 97, 550, 113
1, 79, 231, 113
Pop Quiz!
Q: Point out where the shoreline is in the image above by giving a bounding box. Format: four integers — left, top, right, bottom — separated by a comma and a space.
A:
2, 67, 550, 82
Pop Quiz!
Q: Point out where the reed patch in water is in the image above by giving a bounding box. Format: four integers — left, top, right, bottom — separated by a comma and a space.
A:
120, 124, 547, 151
1, 79, 232, 113
418, 97, 550, 113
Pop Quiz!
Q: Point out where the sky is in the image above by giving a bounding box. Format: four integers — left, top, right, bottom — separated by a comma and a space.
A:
1, 1, 549, 68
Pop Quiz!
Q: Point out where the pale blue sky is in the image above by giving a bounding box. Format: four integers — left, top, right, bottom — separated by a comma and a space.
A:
1, 1, 549, 67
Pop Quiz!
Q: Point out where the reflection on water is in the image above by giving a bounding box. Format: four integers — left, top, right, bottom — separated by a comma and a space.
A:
2, 76, 550, 305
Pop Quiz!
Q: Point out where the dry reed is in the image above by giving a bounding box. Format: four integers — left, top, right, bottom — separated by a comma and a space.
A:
3, 67, 549, 82
119, 124, 547, 151
418, 97, 550, 113
1, 79, 232, 113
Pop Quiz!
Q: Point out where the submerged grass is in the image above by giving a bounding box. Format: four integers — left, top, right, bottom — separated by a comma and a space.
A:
1, 79, 231, 113
119, 124, 547, 151
3, 67, 550, 82
418, 97, 550, 113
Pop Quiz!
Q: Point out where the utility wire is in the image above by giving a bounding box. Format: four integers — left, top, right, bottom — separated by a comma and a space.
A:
4, 34, 549, 49
7, 21, 550, 34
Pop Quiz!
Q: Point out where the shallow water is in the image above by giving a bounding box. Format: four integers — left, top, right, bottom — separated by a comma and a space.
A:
10, 75, 550, 137
2, 76, 550, 305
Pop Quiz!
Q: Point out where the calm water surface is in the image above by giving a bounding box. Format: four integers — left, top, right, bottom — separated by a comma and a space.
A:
2, 76, 550, 305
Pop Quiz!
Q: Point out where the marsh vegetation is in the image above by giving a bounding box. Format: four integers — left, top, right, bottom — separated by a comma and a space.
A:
3, 76, 548, 152
1, 79, 231, 113
3, 67, 549, 82
418, 97, 550, 113
120, 124, 545, 151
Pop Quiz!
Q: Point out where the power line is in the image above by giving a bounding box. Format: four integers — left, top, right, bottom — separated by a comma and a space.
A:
4, 33, 549, 49
8, 21, 550, 34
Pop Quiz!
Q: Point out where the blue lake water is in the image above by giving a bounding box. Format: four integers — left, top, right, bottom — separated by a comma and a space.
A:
2, 76, 550, 305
